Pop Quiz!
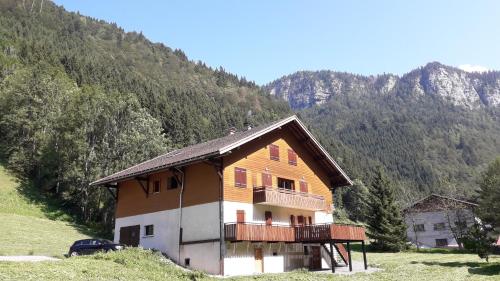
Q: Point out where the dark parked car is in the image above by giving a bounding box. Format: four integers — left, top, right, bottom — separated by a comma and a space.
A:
69, 239, 124, 256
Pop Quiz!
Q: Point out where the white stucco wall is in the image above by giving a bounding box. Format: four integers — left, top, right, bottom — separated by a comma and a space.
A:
114, 208, 180, 261
224, 242, 308, 276
114, 201, 221, 264
181, 242, 220, 275
223, 201, 331, 225
405, 209, 475, 248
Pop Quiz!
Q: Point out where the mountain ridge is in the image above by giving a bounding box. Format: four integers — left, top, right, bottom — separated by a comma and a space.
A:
264, 62, 500, 110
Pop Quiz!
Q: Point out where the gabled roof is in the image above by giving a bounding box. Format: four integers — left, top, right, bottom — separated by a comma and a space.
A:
404, 194, 477, 213
91, 115, 352, 187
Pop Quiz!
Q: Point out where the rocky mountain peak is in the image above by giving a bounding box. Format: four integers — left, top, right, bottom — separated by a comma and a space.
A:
264, 62, 500, 110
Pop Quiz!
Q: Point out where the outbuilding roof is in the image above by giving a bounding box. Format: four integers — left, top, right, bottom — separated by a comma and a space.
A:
404, 194, 477, 213
91, 115, 352, 187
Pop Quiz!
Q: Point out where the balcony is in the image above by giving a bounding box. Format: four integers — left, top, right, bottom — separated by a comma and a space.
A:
224, 223, 295, 242
295, 224, 367, 242
253, 186, 326, 211
224, 223, 366, 243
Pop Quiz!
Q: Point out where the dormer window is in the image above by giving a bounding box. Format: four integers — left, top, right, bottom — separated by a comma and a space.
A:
269, 144, 279, 161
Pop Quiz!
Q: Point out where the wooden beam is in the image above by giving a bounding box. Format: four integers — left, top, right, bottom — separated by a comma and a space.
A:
329, 243, 335, 273
135, 177, 149, 197
362, 240, 368, 270
347, 242, 352, 272
105, 185, 117, 201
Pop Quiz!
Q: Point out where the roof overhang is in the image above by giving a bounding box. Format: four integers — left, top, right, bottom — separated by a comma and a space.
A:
91, 115, 352, 187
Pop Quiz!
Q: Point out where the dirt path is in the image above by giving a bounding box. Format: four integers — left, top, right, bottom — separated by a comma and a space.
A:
0, 256, 60, 262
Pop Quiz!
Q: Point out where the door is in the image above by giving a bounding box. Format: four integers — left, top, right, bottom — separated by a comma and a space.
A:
254, 248, 263, 273
310, 246, 321, 270
265, 211, 272, 225
119, 225, 140, 247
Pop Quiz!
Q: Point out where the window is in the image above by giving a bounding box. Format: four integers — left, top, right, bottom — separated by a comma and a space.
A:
277, 177, 294, 190
414, 224, 425, 232
145, 225, 154, 236
265, 211, 272, 225
434, 223, 446, 231
167, 176, 178, 189
303, 246, 309, 255
184, 258, 190, 266
262, 173, 272, 187
269, 144, 280, 161
308, 216, 313, 225
297, 215, 304, 226
290, 215, 295, 226
435, 239, 448, 247
299, 180, 308, 193
288, 149, 297, 166
234, 167, 247, 187
236, 210, 245, 223
455, 220, 467, 229
153, 181, 160, 193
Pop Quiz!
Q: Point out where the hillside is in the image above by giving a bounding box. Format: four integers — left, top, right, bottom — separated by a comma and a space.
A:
0, 0, 289, 232
265, 63, 500, 201
0, 165, 91, 257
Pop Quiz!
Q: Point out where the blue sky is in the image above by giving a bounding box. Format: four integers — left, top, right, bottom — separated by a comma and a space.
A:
54, 0, 500, 85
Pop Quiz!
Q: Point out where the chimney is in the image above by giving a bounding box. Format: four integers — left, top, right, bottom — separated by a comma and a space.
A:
244, 121, 252, 131
228, 127, 237, 135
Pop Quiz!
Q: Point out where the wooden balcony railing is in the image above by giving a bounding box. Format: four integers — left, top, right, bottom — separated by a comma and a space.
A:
295, 223, 367, 242
224, 223, 366, 242
253, 187, 326, 211
224, 223, 295, 242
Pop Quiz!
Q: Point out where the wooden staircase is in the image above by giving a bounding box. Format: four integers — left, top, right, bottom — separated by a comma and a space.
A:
334, 243, 349, 266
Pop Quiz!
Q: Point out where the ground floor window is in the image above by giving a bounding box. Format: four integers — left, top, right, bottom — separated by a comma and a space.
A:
145, 224, 154, 236
435, 238, 448, 247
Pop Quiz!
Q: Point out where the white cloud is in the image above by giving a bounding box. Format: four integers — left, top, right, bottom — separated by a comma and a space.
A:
458, 64, 489, 73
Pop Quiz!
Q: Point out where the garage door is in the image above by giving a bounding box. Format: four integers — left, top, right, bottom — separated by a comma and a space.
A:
119, 225, 140, 247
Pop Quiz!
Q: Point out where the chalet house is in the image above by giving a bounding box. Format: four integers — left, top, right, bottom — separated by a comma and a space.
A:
404, 194, 477, 249
91, 115, 367, 276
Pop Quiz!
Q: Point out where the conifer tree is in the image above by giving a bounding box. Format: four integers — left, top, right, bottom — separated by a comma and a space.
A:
477, 157, 500, 228
366, 168, 407, 251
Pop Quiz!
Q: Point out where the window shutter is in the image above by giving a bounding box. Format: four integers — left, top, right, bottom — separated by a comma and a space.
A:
269, 144, 280, 161
288, 149, 297, 165
262, 173, 272, 187
299, 181, 308, 193
236, 210, 245, 223
235, 167, 247, 187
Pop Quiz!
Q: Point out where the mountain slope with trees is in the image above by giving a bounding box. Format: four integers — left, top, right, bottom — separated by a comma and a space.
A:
266, 64, 500, 202
0, 0, 289, 232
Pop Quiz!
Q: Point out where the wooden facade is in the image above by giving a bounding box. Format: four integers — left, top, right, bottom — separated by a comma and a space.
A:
115, 162, 219, 218
222, 127, 333, 209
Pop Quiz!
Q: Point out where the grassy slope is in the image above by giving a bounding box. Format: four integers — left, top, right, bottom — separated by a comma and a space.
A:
0, 166, 91, 257
0, 248, 498, 281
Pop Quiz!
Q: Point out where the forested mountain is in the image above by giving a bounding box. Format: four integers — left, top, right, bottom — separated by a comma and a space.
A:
0, 0, 289, 231
1, 0, 498, 230
265, 63, 500, 202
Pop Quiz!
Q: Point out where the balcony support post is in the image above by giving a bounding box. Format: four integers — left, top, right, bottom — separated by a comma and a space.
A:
347, 242, 352, 272
329, 242, 335, 273
362, 240, 367, 270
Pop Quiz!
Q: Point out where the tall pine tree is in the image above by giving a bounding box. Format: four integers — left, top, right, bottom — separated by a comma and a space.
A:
477, 157, 500, 228
366, 168, 407, 251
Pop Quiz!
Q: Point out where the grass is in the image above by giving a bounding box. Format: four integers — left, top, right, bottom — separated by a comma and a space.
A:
0, 165, 92, 257
0, 247, 498, 281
